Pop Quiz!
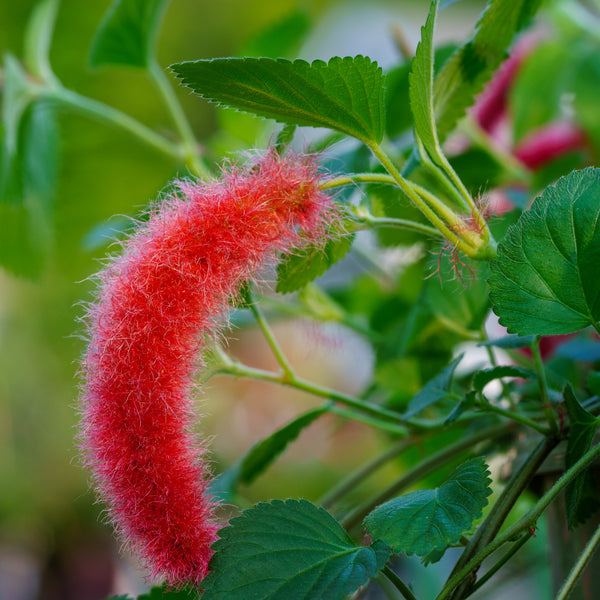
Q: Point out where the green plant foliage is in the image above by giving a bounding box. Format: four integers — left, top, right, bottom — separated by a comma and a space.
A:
23, 0, 59, 82
171, 56, 385, 145
489, 168, 600, 336
564, 384, 600, 528
410, 0, 446, 168
89, 0, 169, 68
202, 499, 391, 600
238, 407, 327, 486
364, 457, 492, 556
434, 0, 543, 140
276, 230, 354, 294
473, 366, 535, 392
479, 335, 536, 349
404, 353, 463, 419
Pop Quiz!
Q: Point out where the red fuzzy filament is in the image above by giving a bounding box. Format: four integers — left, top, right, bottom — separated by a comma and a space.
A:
80, 151, 334, 586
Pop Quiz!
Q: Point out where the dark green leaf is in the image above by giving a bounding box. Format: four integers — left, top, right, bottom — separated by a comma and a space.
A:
479, 335, 536, 349
444, 390, 477, 425
89, 0, 169, 68
564, 384, 600, 528
137, 585, 198, 599
239, 10, 311, 58
239, 408, 327, 485
410, 0, 445, 166
364, 457, 492, 556
473, 366, 535, 392
589, 372, 600, 396
276, 230, 354, 294
203, 499, 391, 600
489, 168, 600, 335
404, 354, 463, 419
171, 56, 385, 144
434, 0, 543, 140
23, 0, 59, 82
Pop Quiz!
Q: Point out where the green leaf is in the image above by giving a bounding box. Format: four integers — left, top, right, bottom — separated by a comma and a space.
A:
364, 457, 492, 556
239, 407, 327, 485
409, 0, 446, 168
473, 366, 536, 392
589, 372, 600, 396
404, 354, 463, 419
434, 0, 543, 140
276, 230, 354, 294
489, 168, 600, 336
89, 0, 169, 68
203, 499, 391, 600
171, 56, 385, 144
564, 384, 600, 528
444, 390, 477, 425
479, 334, 536, 349
23, 0, 59, 82
137, 585, 198, 599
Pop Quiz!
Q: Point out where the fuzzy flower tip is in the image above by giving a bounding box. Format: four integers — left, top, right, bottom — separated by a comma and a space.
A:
79, 151, 335, 586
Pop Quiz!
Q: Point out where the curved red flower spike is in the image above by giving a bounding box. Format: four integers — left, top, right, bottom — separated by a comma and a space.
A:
79, 151, 335, 586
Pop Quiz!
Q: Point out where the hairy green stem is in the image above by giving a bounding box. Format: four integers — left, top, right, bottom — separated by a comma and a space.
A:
446, 435, 559, 600
148, 59, 211, 178
555, 521, 600, 600
437, 441, 600, 600
480, 401, 550, 436
341, 423, 510, 531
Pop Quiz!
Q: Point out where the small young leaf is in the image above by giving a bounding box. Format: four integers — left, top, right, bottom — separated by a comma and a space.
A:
203, 499, 391, 600
239, 407, 327, 485
445, 390, 477, 425
409, 0, 446, 167
489, 168, 600, 336
564, 384, 600, 528
404, 353, 463, 419
473, 365, 535, 392
364, 457, 492, 556
89, 0, 169, 68
276, 231, 354, 294
434, 0, 543, 140
171, 56, 385, 145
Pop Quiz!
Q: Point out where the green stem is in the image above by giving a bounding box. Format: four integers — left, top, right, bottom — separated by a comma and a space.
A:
45, 86, 183, 161
341, 423, 510, 531
327, 405, 407, 436
555, 521, 600, 600
436, 440, 600, 600
532, 336, 559, 434
466, 531, 532, 598
219, 361, 404, 425
354, 210, 444, 238
148, 59, 211, 178
479, 401, 550, 436
248, 292, 295, 381
320, 173, 398, 190
382, 566, 419, 600
446, 436, 558, 600
319, 438, 415, 509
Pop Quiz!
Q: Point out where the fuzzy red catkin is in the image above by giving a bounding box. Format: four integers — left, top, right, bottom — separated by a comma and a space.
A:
79, 151, 335, 586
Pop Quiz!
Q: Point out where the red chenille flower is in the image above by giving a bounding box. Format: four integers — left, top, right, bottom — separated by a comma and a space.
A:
79, 151, 334, 586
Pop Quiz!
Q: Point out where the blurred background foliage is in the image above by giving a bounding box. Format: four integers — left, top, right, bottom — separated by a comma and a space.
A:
2, 0, 598, 598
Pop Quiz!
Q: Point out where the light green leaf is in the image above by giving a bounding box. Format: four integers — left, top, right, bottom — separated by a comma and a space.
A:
409, 0, 446, 167
203, 499, 391, 600
564, 384, 600, 528
239, 407, 327, 485
364, 457, 492, 556
473, 366, 535, 392
276, 230, 354, 294
489, 168, 600, 336
434, 0, 543, 140
171, 56, 385, 144
404, 354, 463, 418
23, 0, 59, 82
89, 0, 169, 68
